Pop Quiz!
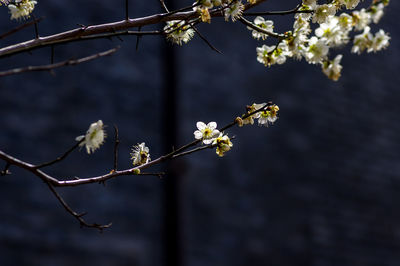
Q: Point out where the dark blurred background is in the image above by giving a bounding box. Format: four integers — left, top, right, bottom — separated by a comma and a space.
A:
0, 1, 399, 266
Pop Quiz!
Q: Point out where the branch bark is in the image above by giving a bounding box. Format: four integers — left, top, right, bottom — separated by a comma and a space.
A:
0, 0, 268, 58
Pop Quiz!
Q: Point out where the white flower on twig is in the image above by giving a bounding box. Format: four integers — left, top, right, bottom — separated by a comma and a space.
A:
8, 0, 37, 20
194, 121, 220, 144
76, 120, 106, 154
131, 142, 151, 166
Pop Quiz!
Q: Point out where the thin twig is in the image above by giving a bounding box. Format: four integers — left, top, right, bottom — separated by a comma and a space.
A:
238, 16, 285, 40
219, 102, 272, 132
113, 125, 120, 171
190, 24, 222, 54
51, 45, 55, 64
46, 181, 112, 231
34, 140, 83, 169
243, 4, 313, 16
160, 2, 200, 18
172, 145, 215, 159
138, 172, 165, 178
0, 0, 268, 58
159, 0, 169, 12
125, 0, 129, 20
0, 47, 119, 77
32, 14, 39, 39
0, 16, 44, 40
135, 26, 142, 51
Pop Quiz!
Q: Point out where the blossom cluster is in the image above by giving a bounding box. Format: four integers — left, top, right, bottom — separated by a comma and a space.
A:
192, 103, 279, 157
74, 102, 278, 165
194, 121, 233, 157
1, 0, 37, 20
165, 0, 249, 45
193, 0, 246, 23
236, 103, 279, 127
164, 20, 195, 45
75, 120, 152, 167
252, 0, 390, 81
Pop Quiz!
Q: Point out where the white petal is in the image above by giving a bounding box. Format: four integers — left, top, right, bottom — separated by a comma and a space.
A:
196, 121, 206, 130
203, 138, 214, 145
208, 121, 217, 130
212, 129, 220, 137
194, 130, 203, 139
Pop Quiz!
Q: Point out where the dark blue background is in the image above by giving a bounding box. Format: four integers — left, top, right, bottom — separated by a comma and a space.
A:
0, 1, 399, 266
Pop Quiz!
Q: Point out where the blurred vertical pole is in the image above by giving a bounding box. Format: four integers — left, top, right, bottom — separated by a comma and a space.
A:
161, 0, 183, 266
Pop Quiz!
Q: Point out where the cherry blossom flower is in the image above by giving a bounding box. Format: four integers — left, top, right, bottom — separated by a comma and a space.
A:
194, 122, 220, 144
76, 120, 106, 154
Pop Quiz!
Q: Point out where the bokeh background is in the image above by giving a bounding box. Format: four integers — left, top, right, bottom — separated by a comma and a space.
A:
1, 1, 399, 266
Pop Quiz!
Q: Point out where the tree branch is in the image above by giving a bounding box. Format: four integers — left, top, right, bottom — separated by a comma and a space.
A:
0, 16, 44, 40
46, 181, 112, 231
238, 16, 285, 40
34, 140, 83, 169
0, 0, 268, 58
0, 47, 119, 77
113, 125, 120, 172
243, 3, 313, 16
0, 102, 274, 187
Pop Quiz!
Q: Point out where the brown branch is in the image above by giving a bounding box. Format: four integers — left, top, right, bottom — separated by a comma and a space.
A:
172, 144, 216, 159
243, 3, 313, 16
0, 47, 119, 77
135, 26, 142, 51
0, 0, 268, 58
125, 0, 129, 20
45, 181, 112, 231
113, 125, 120, 171
32, 14, 39, 39
34, 140, 83, 169
159, 0, 169, 13
190, 24, 222, 54
0, 16, 44, 40
238, 16, 285, 40
0, 101, 275, 188
138, 172, 165, 178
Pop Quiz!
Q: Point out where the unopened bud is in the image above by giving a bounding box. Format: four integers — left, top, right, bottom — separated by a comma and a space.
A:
133, 168, 141, 175
235, 117, 244, 127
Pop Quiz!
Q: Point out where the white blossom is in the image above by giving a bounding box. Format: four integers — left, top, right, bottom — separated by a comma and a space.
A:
315, 17, 346, 46
312, 4, 337, 24
256, 42, 290, 67
338, 13, 353, 32
322, 54, 343, 81
339, 0, 361, 10
248, 16, 274, 40
370, 3, 385, 24
194, 121, 220, 144
131, 143, 150, 166
224, 0, 244, 22
351, 26, 372, 54
213, 133, 233, 157
258, 105, 279, 127
8, 0, 37, 20
352, 8, 372, 31
368, 29, 390, 53
164, 20, 195, 45
305, 36, 329, 64
76, 120, 106, 154
242, 103, 266, 125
